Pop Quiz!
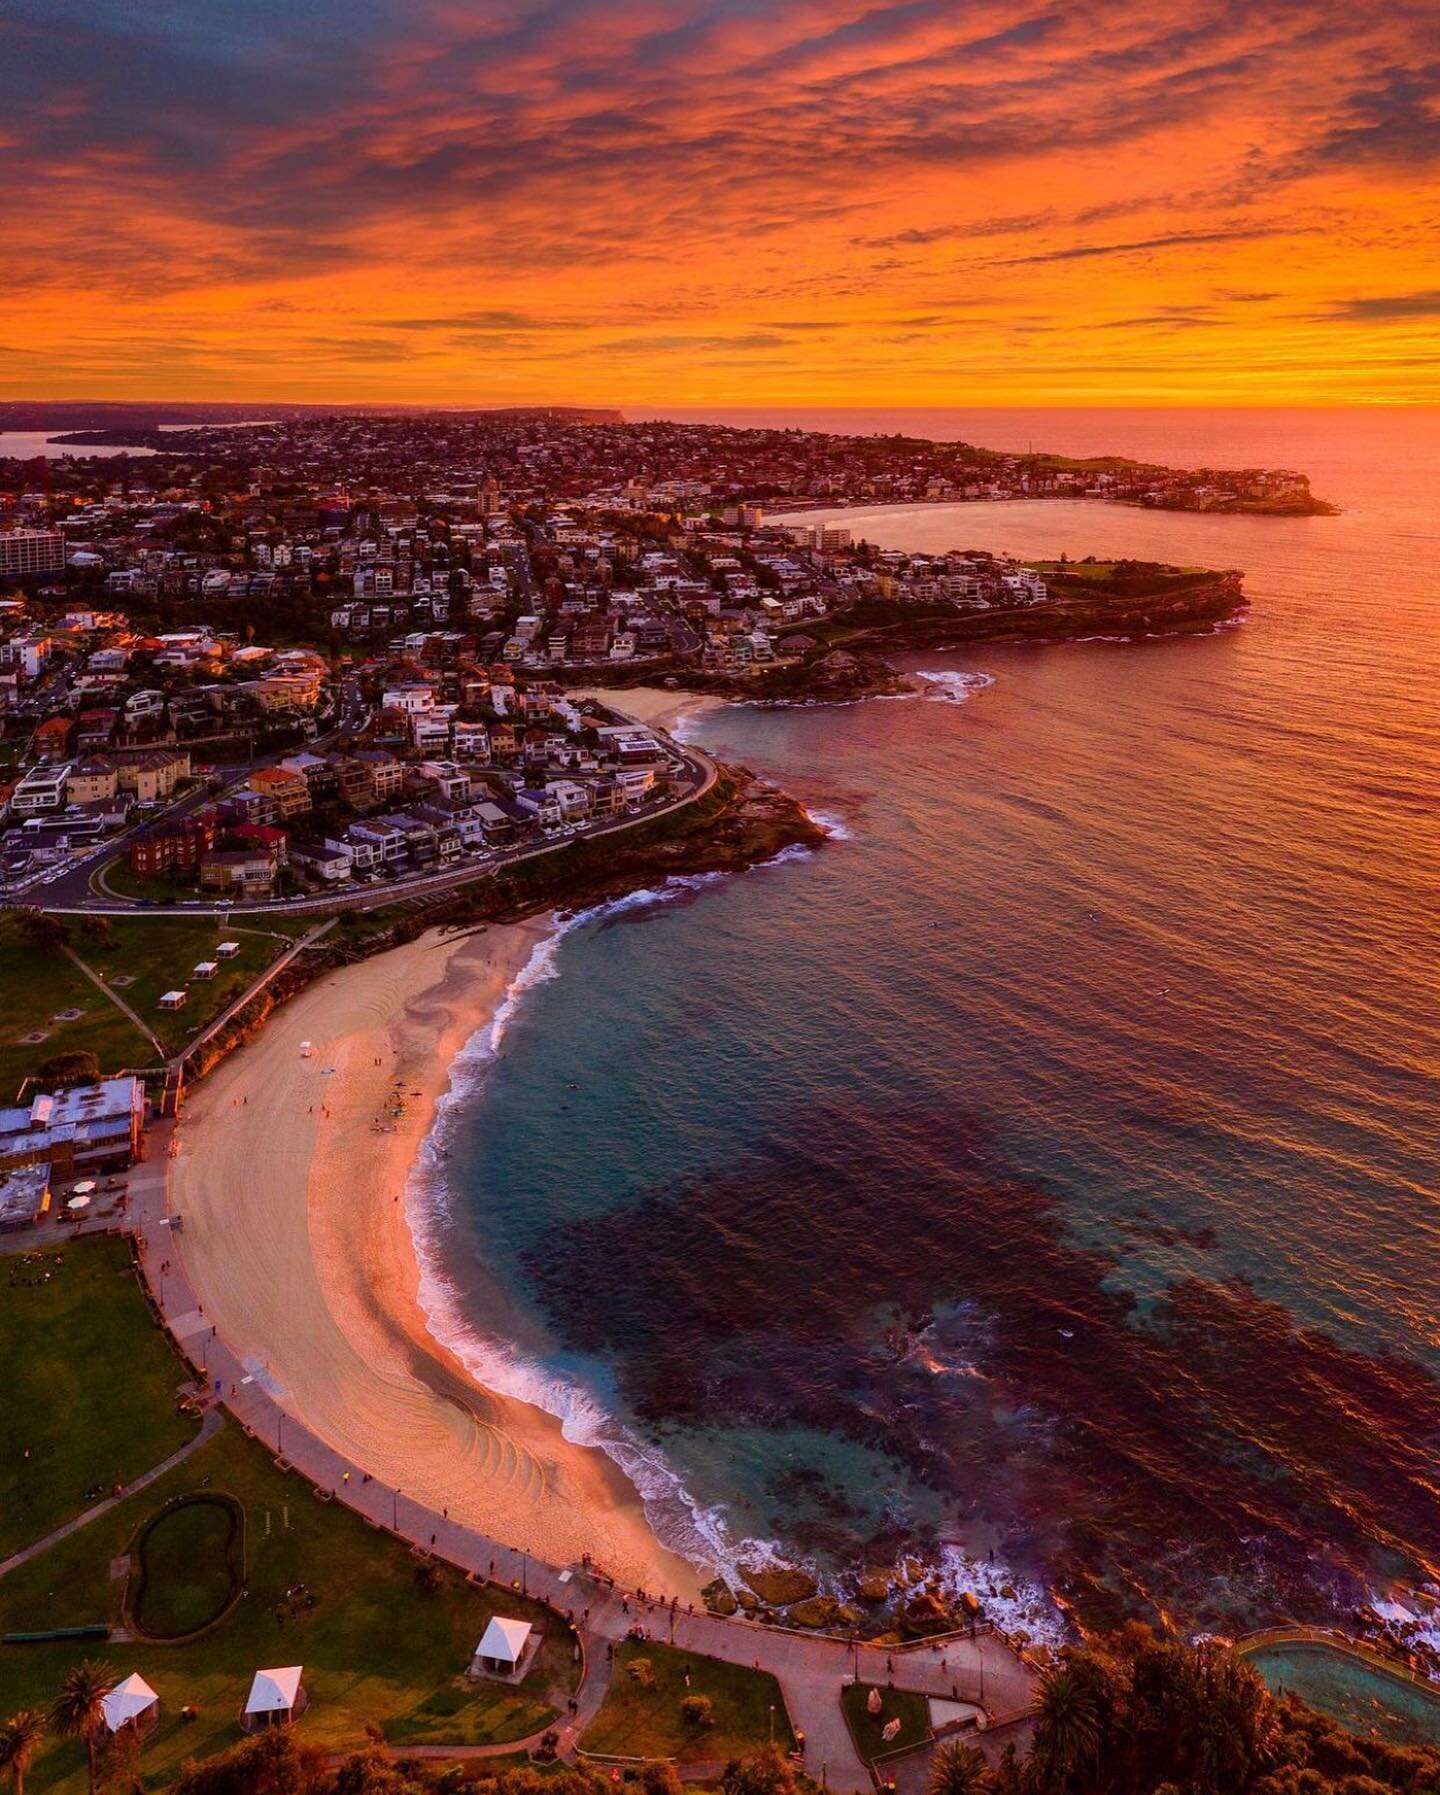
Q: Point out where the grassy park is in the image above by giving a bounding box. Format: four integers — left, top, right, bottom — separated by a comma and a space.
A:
0, 1232, 580, 1791
0, 911, 299, 1095
580, 1640, 793, 1764
0, 916, 148, 1097
0, 1235, 198, 1560
840, 1682, 932, 1763
0, 1421, 580, 1791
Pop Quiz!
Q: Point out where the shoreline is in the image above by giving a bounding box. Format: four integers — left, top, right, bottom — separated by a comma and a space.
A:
170, 913, 705, 1598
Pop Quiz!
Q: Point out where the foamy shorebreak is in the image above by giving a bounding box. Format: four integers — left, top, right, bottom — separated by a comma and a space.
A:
169, 914, 703, 1597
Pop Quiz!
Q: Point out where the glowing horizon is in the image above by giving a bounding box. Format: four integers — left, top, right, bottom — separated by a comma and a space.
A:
3, 0, 1437, 407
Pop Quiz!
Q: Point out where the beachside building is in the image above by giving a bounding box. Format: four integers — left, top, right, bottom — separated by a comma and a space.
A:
0, 1076, 146, 1177
0, 1164, 51, 1231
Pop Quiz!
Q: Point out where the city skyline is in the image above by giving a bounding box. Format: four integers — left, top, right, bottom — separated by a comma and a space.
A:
3, 0, 1438, 407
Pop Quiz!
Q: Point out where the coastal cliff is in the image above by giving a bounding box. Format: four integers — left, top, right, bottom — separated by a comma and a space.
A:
832, 568, 1248, 653
622, 567, 1249, 704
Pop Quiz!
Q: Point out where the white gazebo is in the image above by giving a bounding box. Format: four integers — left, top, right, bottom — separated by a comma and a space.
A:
471, 1616, 533, 1679
243, 1666, 306, 1729
102, 1673, 159, 1735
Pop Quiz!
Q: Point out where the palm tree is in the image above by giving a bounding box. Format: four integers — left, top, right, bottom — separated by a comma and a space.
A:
0, 1712, 46, 1795
1032, 1665, 1101, 1789
50, 1665, 113, 1795
927, 1738, 993, 1795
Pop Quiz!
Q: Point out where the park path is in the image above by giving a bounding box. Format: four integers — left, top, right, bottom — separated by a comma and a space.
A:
117, 1118, 1034, 1792
60, 940, 166, 1060
0, 1407, 221, 1582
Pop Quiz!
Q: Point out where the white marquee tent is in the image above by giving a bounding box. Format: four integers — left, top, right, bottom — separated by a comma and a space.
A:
102, 1673, 159, 1733
245, 1666, 305, 1725
473, 1617, 532, 1674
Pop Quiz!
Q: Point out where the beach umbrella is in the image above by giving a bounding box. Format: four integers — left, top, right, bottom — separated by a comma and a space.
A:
67, 1195, 92, 1211
72, 1180, 97, 1195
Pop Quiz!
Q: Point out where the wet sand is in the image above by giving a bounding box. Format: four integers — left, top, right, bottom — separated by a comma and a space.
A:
170, 919, 703, 1596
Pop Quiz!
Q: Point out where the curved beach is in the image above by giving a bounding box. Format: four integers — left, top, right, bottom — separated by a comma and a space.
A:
169, 917, 704, 1598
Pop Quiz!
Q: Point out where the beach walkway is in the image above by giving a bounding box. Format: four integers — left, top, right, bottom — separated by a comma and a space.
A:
125, 1118, 1034, 1793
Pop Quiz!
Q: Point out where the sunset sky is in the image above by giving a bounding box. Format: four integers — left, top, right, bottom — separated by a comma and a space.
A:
3, 0, 1438, 406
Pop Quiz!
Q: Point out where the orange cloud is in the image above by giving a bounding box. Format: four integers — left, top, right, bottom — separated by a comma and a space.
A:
1, 0, 1437, 403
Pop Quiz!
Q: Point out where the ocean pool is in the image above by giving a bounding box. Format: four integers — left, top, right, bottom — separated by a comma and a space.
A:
1242, 1638, 1440, 1748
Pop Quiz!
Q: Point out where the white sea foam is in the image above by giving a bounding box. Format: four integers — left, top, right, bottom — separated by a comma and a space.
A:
934, 1544, 1071, 1649
404, 860, 1064, 1634
1369, 1590, 1440, 1667
403, 877, 810, 1581
915, 670, 996, 703
806, 808, 855, 841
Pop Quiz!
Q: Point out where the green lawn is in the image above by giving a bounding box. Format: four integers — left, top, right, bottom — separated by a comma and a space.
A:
1031, 561, 1119, 579
0, 913, 295, 1094
0, 1235, 199, 1560
840, 1683, 931, 1763
95, 857, 200, 904
580, 1640, 793, 1765
130, 1497, 243, 1638
0, 1423, 580, 1792
0, 918, 148, 1099
89, 918, 288, 1056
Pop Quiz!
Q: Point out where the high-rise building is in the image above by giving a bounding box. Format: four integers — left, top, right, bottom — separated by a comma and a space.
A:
0, 529, 65, 576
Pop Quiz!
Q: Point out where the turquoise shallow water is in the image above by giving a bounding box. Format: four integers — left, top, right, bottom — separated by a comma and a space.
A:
411, 410, 1440, 1641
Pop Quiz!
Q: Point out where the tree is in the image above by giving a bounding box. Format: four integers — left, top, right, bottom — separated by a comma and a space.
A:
170, 1730, 320, 1795
719, 1747, 799, 1795
1031, 1666, 1102, 1791
19, 912, 69, 955
35, 1051, 100, 1089
680, 1694, 715, 1729
79, 916, 114, 951
639, 1766, 684, 1795
0, 1711, 46, 1795
50, 1665, 113, 1795
927, 1739, 992, 1795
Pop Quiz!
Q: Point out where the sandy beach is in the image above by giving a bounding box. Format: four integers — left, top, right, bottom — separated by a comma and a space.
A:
571, 684, 728, 738
170, 918, 704, 1598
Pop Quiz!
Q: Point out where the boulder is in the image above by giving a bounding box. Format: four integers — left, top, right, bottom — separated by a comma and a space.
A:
740, 1564, 818, 1607
787, 1596, 840, 1630
857, 1571, 893, 1605
701, 1577, 739, 1617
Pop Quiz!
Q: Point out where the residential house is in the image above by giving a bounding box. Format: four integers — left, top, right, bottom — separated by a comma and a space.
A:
65, 758, 120, 804
34, 717, 74, 762
10, 763, 70, 815
200, 846, 279, 900
249, 766, 311, 820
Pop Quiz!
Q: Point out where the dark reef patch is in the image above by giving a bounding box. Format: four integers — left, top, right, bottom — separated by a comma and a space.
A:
522, 1106, 1440, 1633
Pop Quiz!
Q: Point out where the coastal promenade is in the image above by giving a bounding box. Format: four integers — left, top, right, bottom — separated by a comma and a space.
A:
125, 1116, 1037, 1792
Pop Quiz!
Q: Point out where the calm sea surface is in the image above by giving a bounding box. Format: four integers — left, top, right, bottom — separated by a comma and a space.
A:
414, 409, 1440, 1642
0, 431, 158, 460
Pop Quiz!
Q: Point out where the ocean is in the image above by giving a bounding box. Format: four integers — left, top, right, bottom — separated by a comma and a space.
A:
410, 408, 1440, 1646
0, 432, 157, 460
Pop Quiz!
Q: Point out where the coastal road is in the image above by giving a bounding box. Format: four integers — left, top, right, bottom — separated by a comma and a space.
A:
124, 1115, 1035, 1794
29, 742, 720, 920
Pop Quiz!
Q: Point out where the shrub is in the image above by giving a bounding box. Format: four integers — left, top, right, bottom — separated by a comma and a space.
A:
680, 1695, 715, 1730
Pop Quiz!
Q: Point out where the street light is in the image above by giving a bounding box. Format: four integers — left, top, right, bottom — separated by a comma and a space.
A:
769, 1704, 775, 1743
